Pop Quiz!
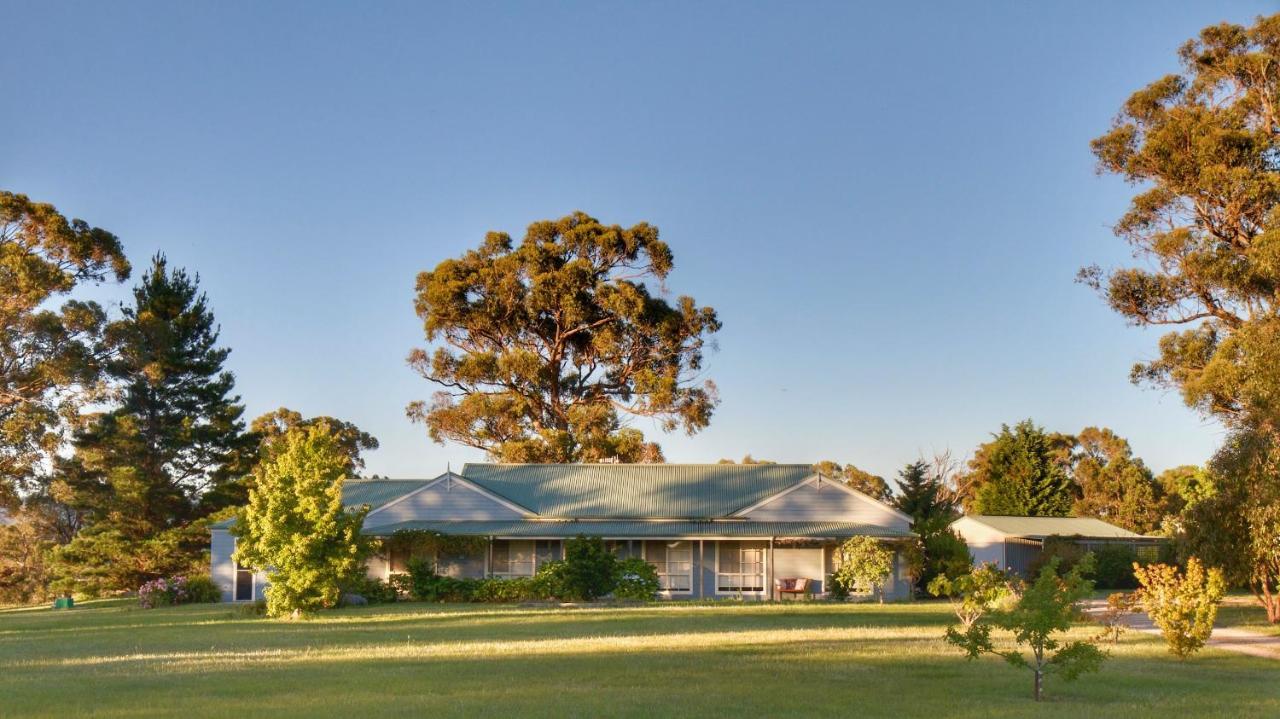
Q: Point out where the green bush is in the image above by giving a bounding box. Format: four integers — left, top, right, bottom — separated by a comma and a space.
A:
406, 559, 480, 602
550, 535, 618, 601
341, 575, 398, 604
1027, 536, 1091, 580
183, 575, 222, 604
612, 557, 659, 601
472, 577, 544, 603
1093, 545, 1140, 589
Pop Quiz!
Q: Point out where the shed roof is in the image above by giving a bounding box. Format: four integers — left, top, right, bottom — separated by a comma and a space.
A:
958, 515, 1156, 540
460, 463, 814, 518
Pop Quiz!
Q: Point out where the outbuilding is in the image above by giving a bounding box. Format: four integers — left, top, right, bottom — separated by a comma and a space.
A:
950, 514, 1164, 577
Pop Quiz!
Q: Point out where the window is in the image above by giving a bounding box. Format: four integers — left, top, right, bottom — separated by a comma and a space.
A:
645, 541, 692, 592
491, 540, 537, 577
605, 540, 637, 559
717, 541, 765, 593
234, 562, 254, 601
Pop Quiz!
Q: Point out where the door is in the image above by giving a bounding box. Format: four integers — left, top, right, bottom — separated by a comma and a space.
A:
772, 548, 824, 596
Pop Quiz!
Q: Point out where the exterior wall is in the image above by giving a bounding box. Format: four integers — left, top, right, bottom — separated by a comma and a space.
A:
950, 517, 1009, 569
363, 479, 523, 528
211, 529, 237, 602
741, 479, 911, 532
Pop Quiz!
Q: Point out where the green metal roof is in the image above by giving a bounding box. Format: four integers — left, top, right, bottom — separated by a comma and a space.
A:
209, 478, 435, 530
460, 463, 814, 518
363, 519, 914, 539
961, 515, 1156, 540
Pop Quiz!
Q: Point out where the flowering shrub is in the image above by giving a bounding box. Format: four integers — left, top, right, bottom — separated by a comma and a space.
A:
138, 575, 221, 608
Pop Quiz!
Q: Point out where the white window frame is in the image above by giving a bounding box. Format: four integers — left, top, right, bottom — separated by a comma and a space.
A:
715, 541, 767, 596
643, 540, 693, 595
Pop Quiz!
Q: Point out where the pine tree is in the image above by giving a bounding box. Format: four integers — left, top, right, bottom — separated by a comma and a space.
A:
962, 420, 1076, 517
893, 460, 966, 590
894, 461, 951, 525
53, 255, 250, 590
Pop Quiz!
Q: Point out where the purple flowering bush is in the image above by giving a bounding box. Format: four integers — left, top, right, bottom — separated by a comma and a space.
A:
138, 575, 221, 608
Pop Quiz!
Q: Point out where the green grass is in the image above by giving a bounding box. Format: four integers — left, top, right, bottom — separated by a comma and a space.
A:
1, 599, 1277, 718
1215, 595, 1280, 636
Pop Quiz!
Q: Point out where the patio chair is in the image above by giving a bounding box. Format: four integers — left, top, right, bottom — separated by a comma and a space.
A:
775, 577, 811, 600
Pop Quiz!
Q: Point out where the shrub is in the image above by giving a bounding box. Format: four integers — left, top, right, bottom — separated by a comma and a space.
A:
1092, 545, 1140, 589
831, 536, 894, 602
613, 558, 660, 601
341, 575, 398, 604
549, 535, 619, 601
1027, 536, 1091, 580
406, 558, 478, 602
1095, 592, 1136, 645
138, 575, 220, 608
472, 577, 544, 603
1133, 558, 1225, 659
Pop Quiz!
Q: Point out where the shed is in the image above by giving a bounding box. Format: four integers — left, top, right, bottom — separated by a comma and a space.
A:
950, 515, 1164, 577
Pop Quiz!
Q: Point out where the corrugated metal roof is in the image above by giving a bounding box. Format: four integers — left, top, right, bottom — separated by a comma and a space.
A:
363, 519, 914, 539
209, 478, 434, 529
961, 515, 1155, 539
460, 463, 813, 518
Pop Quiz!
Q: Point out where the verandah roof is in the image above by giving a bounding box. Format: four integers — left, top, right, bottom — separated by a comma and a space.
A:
362, 519, 914, 539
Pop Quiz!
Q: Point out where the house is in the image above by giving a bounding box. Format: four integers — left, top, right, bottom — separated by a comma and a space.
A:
950, 514, 1164, 577
211, 463, 916, 602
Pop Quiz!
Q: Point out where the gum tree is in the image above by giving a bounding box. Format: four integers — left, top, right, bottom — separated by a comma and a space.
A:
408, 212, 720, 463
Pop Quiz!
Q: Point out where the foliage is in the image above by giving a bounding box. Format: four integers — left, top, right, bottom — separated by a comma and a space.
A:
0, 191, 130, 506
1071, 427, 1167, 534
1134, 558, 1226, 659
928, 563, 1020, 630
891, 460, 964, 590
232, 423, 370, 618
1180, 433, 1280, 623
248, 407, 379, 475
831, 536, 894, 602
612, 557, 660, 601
1095, 592, 1136, 646
960, 420, 1076, 516
407, 212, 721, 463
0, 509, 53, 605
340, 575, 399, 604
405, 559, 479, 602
381, 529, 488, 563
55, 255, 251, 590
49, 522, 208, 598
1084, 14, 1280, 445
472, 576, 544, 603
1027, 537, 1091, 581
719, 455, 775, 465
813, 460, 892, 501
137, 575, 220, 608
943, 557, 1106, 701
535, 535, 619, 601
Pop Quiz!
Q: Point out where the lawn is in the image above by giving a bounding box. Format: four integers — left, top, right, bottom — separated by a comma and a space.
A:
1215, 595, 1280, 636
1, 599, 1277, 718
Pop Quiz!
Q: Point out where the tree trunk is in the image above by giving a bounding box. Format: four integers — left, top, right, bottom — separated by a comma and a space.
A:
1033, 669, 1043, 702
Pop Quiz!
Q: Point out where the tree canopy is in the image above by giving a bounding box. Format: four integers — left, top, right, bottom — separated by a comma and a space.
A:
1085, 15, 1280, 442
249, 407, 379, 474
1070, 427, 1167, 534
960, 420, 1076, 517
408, 212, 720, 463
0, 192, 130, 506
814, 460, 892, 501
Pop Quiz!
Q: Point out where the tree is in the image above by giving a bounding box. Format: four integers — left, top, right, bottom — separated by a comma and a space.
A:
1071, 427, 1166, 534
0, 191, 130, 507
407, 212, 720, 463
814, 460, 892, 501
1133, 558, 1226, 658
1084, 15, 1280, 444
249, 408, 379, 473
960, 420, 1076, 516
831, 536, 895, 602
719, 455, 775, 465
1179, 431, 1280, 623
54, 255, 250, 590
1157, 464, 1217, 515
944, 557, 1107, 702
892, 460, 966, 589
232, 422, 369, 618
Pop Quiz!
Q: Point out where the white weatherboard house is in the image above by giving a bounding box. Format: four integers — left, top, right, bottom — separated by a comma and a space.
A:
211, 463, 916, 602
950, 514, 1164, 577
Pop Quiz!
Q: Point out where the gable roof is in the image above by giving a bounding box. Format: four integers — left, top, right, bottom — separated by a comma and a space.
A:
210, 478, 434, 530
363, 519, 914, 539
460, 463, 814, 518
958, 515, 1155, 540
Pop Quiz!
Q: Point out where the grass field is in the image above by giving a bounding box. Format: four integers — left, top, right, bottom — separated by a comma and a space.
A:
2, 599, 1278, 718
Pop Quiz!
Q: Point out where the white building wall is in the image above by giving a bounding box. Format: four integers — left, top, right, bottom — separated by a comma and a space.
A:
950, 517, 1008, 569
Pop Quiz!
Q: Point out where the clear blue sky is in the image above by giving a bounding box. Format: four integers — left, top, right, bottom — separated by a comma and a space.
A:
4, 1, 1270, 481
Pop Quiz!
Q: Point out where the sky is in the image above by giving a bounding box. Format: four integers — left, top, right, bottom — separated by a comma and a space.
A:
4, 1, 1273, 482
